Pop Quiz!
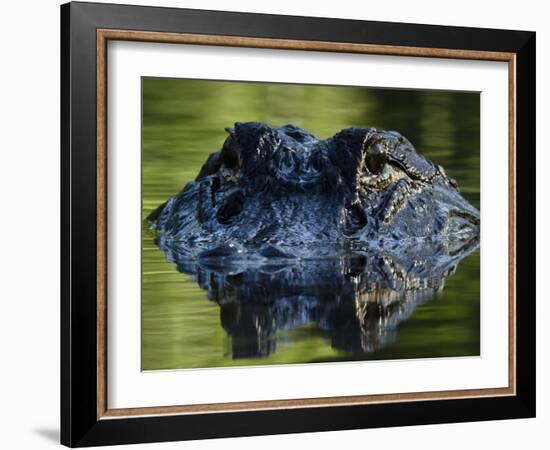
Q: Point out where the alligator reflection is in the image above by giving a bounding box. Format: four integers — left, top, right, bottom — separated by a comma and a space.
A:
156, 237, 478, 359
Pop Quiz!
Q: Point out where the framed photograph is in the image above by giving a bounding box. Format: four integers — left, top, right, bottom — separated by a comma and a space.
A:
61, 1, 536, 447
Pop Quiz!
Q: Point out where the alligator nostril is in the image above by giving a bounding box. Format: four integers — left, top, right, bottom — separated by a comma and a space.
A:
259, 245, 294, 259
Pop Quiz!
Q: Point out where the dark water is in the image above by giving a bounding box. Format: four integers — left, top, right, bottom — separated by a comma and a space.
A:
142, 78, 480, 370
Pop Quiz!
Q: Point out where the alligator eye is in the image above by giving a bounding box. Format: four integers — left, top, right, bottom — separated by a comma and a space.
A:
365, 143, 387, 175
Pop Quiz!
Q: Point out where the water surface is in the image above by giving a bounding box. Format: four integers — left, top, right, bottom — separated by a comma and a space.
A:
142, 78, 480, 370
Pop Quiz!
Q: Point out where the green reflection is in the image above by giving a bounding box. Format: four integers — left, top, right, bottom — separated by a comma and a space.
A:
142, 78, 480, 370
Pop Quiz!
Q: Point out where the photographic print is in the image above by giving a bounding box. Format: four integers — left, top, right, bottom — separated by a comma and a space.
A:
62, 5, 535, 444
141, 78, 480, 371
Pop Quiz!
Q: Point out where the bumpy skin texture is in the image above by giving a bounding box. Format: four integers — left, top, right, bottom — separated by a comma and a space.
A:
148, 122, 480, 260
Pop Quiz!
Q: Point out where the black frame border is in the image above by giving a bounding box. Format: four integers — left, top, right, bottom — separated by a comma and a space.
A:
61, 2, 536, 447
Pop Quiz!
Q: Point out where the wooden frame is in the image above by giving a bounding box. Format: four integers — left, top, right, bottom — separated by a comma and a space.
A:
62, 1, 535, 447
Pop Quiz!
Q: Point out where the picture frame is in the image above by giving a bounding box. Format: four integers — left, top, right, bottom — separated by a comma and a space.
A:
60, 1, 536, 447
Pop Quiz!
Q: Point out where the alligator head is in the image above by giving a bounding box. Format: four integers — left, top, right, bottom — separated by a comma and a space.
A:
147, 122, 479, 259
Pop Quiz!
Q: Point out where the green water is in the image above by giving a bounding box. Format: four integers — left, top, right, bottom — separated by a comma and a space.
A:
142, 78, 480, 370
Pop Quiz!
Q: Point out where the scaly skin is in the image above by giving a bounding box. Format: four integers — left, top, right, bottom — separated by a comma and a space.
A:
148, 122, 480, 260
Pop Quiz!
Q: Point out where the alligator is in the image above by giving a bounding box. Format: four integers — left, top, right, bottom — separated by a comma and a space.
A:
146, 122, 480, 359
147, 122, 480, 260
